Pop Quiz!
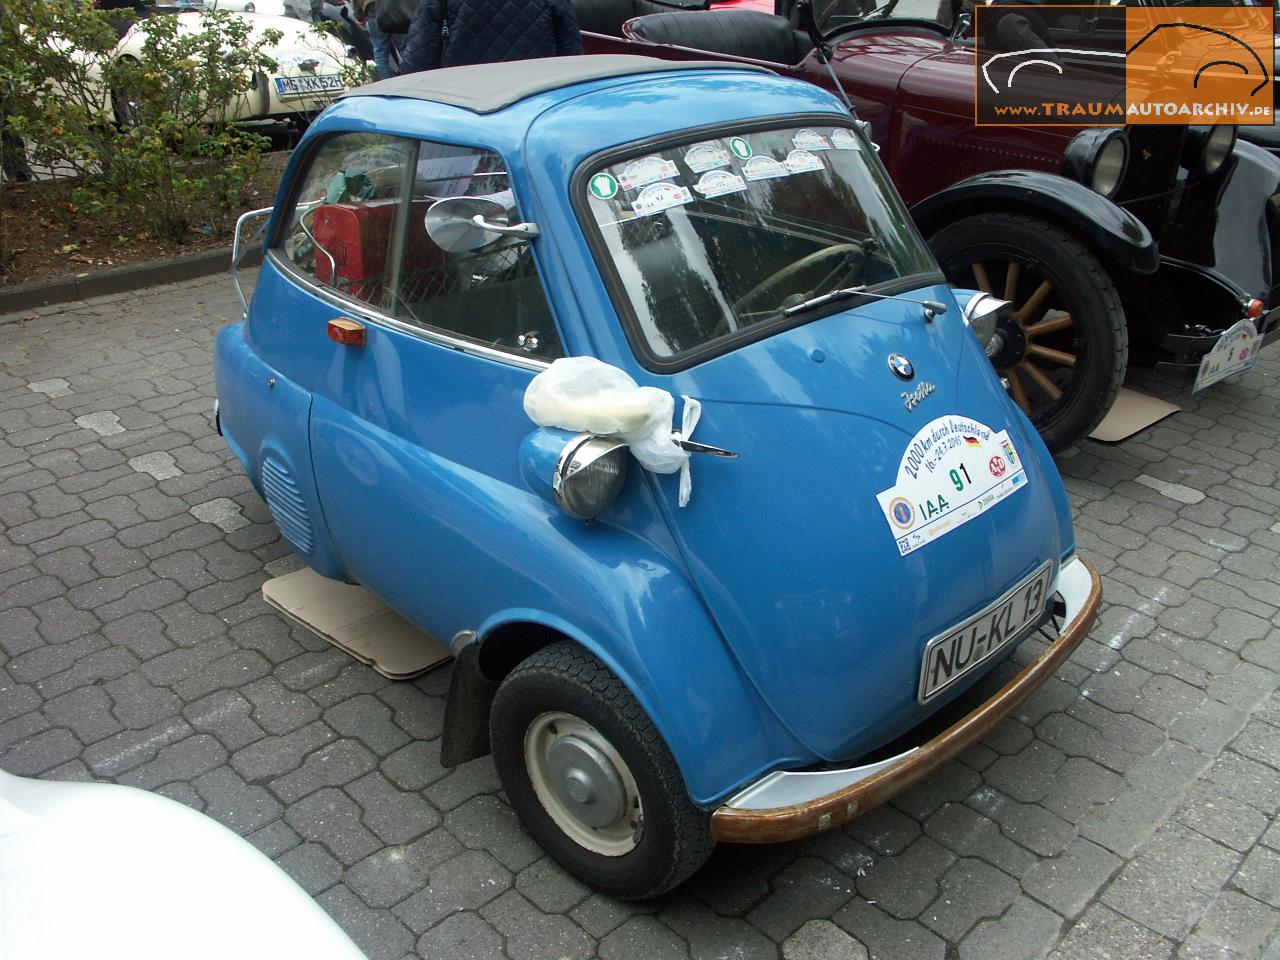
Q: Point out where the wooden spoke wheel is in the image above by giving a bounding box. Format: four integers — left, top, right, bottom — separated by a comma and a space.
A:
929, 213, 1128, 452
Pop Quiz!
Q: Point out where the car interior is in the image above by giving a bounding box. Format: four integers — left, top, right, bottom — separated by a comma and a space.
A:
303, 198, 562, 357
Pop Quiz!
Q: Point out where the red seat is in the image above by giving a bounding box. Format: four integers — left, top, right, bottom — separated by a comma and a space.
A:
312, 201, 398, 302
312, 199, 448, 305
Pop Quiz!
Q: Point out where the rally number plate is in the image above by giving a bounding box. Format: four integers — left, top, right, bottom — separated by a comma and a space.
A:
274, 74, 343, 96
918, 562, 1053, 703
1193, 319, 1261, 393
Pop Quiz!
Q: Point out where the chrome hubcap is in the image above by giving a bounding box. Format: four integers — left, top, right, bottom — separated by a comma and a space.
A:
547, 735, 625, 827
525, 712, 641, 857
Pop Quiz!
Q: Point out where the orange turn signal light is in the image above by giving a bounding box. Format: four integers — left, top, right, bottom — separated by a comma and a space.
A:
327, 318, 366, 347
1245, 299, 1264, 320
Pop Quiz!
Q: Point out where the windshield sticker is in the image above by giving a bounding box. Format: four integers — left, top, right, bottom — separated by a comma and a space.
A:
684, 144, 732, 173
692, 170, 748, 199
588, 172, 619, 200
831, 128, 860, 151
729, 136, 753, 160
792, 129, 831, 151
876, 415, 1027, 557
785, 149, 825, 174
632, 181, 694, 217
742, 155, 788, 181
619, 156, 679, 191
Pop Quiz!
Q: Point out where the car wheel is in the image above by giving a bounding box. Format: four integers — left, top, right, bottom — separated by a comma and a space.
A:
244, 2, 255, 9
490, 642, 714, 900
929, 213, 1128, 452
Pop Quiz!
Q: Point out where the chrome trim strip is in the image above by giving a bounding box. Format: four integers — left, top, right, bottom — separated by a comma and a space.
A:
449, 630, 477, 655
720, 557, 1093, 813
265, 248, 554, 374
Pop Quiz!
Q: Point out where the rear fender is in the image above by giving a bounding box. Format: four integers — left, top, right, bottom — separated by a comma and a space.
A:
213, 323, 347, 581
911, 170, 1158, 275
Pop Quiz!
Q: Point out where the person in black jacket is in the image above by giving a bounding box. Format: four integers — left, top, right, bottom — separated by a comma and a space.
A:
399, 0, 582, 74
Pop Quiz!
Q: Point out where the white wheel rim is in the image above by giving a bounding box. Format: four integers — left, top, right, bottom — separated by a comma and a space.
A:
524, 711, 642, 857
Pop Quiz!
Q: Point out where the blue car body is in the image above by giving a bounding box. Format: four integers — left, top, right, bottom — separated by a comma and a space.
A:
216, 60, 1082, 809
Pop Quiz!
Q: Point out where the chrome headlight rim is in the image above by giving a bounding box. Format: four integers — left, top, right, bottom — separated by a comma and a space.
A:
1091, 136, 1128, 198
962, 291, 1010, 357
552, 433, 629, 520
1062, 128, 1129, 200
1183, 125, 1237, 177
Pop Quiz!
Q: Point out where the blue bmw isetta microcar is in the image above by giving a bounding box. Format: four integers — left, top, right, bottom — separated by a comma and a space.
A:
216, 56, 1102, 898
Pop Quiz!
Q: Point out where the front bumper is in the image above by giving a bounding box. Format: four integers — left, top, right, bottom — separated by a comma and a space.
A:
709, 557, 1101, 843
1155, 304, 1280, 375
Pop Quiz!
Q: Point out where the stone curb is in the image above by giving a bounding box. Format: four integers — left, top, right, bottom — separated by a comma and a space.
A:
0, 244, 263, 318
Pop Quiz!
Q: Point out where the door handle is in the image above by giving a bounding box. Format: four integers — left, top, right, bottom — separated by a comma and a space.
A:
327, 318, 366, 347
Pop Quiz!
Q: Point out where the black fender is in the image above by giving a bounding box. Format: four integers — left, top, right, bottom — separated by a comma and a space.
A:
910, 170, 1159, 276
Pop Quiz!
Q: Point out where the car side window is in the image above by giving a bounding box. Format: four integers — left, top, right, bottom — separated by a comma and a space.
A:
389, 141, 564, 361
277, 133, 414, 306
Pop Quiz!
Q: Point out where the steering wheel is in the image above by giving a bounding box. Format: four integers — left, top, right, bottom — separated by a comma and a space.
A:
733, 242, 869, 317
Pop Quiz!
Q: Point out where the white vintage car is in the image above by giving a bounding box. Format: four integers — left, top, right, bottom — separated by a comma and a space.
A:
108, 9, 356, 124
0, 770, 368, 960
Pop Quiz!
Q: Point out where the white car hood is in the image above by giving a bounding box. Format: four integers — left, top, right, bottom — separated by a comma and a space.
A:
0, 770, 366, 960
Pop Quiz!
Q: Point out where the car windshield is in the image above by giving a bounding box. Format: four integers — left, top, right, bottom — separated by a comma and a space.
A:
811, 0, 958, 36
582, 124, 936, 363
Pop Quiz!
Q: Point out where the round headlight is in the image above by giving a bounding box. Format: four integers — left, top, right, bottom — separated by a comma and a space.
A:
962, 292, 1009, 357
1062, 129, 1128, 199
1091, 137, 1127, 198
553, 435, 628, 520
1203, 125, 1235, 175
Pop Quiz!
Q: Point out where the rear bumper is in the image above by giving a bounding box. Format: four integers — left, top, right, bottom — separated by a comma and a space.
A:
709, 557, 1101, 844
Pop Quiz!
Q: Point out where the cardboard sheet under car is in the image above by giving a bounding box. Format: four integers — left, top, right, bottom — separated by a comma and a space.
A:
1088, 388, 1180, 443
263, 569, 450, 680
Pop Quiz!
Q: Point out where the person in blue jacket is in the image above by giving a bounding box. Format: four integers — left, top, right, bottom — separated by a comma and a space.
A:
399, 0, 582, 74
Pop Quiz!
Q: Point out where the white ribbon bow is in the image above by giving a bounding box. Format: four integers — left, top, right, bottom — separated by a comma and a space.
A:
673, 396, 702, 508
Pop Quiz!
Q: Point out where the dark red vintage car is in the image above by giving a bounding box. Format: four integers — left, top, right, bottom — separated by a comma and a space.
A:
573, 0, 1280, 450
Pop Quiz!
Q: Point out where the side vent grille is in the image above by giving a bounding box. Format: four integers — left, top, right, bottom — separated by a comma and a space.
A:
261, 457, 315, 555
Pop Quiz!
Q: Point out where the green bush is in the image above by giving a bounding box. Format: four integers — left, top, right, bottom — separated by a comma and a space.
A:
0, 0, 283, 242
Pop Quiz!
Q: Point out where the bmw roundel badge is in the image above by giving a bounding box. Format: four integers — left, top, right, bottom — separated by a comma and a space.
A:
888, 353, 914, 381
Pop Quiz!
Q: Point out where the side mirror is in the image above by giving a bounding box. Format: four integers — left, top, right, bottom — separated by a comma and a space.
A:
425, 195, 540, 253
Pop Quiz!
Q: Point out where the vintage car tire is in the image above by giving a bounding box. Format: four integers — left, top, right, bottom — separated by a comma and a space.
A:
928, 213, 1128, 452
490, 642, 714, 900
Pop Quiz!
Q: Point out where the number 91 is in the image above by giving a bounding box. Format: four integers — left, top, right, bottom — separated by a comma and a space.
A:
949, 463, 972, 492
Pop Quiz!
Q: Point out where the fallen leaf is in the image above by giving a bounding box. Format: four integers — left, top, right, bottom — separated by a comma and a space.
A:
62, 202, 79, 213
60, 243, 80, 254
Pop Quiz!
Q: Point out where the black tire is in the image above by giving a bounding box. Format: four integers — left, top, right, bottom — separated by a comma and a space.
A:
490, 642, 714, 900
928, 213, 1128, 452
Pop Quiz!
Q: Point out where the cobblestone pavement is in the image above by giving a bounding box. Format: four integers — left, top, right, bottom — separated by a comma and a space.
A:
2, 275, 1280, 960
